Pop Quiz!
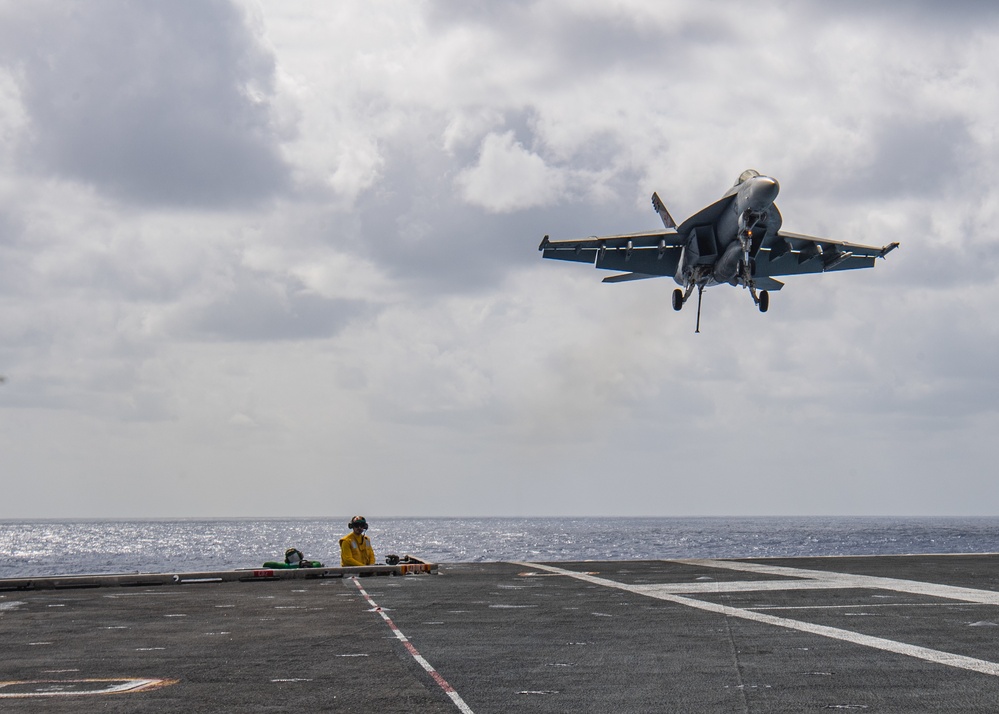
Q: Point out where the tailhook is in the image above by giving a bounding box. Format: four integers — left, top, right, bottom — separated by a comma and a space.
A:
695, 284, 704, 334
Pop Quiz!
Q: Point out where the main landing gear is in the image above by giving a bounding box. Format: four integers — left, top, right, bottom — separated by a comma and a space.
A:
748, 280, 770, 313
672, 285, 770, 333
741, 260, 769, 314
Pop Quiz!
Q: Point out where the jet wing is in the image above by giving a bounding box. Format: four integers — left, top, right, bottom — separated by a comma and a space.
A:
539, 230, 684, 278
756, 230, 899, 278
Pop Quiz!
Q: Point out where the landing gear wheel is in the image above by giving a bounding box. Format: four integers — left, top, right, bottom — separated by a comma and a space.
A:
759, 290, 769, 313
672, 288, 684, 311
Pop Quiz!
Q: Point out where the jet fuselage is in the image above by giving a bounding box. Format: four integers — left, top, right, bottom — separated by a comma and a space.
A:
677, 171, 782, 288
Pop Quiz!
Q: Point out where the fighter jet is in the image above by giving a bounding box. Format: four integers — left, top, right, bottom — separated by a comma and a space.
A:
539, 170, 899, 332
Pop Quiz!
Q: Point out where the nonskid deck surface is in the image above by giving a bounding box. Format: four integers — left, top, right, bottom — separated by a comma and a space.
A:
4, 554, 999, 712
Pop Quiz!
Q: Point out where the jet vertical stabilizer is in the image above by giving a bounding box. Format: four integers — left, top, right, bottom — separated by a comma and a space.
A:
651, 193, 676, 230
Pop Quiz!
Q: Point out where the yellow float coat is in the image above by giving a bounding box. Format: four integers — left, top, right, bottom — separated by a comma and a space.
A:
339, 532, 375, 566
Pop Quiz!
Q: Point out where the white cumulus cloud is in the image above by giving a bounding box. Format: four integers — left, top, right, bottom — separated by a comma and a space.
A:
457, 131, 566, 212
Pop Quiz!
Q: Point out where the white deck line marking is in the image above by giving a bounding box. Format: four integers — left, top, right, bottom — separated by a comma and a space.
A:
678, 559, 999, 605
632, 579, 849, 594
752, 602, 988, 611
352, 579, 474, 714
513, 562, 999, 678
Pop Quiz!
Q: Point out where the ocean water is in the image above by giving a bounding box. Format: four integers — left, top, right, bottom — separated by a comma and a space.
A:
2, 516, 999, 579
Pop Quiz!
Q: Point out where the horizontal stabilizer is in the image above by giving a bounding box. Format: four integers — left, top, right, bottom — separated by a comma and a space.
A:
753, 276, 784, 291
602, 272, 659, 284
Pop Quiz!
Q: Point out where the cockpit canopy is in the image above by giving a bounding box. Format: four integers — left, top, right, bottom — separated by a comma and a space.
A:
735, 169, 761, 186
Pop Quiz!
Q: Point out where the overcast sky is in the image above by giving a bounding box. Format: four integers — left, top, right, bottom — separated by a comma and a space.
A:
1, 1, 997, 519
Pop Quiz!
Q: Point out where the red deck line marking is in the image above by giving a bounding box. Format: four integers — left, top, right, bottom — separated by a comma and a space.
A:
352, 579, 474, 714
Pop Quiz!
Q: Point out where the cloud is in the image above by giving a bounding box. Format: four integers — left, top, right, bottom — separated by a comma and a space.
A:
328, 136, 385, 204
457, 131, 566, 212
2, 2, 999, 518
0, 0, 291, 208
166, 268, 371, 342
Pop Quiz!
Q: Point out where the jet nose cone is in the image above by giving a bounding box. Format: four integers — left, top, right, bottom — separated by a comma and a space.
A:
750, 176, 779, 207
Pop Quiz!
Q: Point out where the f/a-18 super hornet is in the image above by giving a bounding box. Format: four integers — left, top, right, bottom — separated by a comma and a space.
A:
539, 170, 899, 332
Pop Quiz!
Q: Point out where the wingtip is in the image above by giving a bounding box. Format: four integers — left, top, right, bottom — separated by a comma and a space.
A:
879, 241, 900, 258
538, 234, 550, 251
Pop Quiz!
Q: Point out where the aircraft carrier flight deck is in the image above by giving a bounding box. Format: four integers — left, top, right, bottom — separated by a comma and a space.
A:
4, 554, 999, 712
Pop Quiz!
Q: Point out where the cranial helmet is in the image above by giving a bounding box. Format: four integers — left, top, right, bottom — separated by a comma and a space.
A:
349, 516, 368, 530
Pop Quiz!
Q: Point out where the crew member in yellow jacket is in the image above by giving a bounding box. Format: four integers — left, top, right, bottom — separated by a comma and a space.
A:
340, 515, 376, 566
